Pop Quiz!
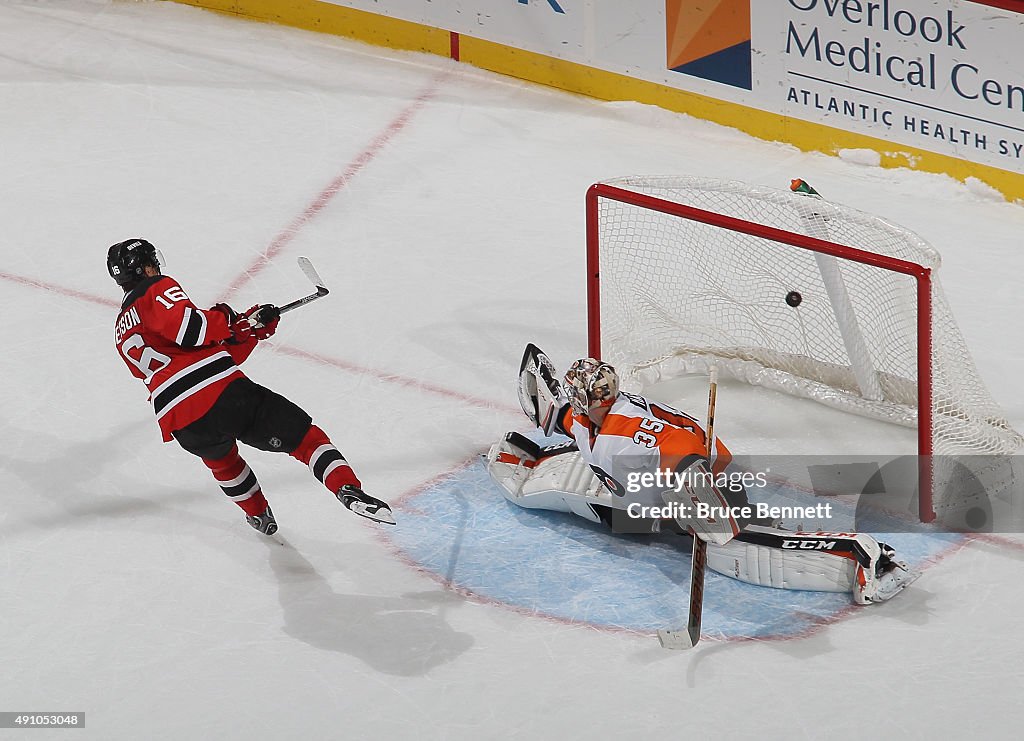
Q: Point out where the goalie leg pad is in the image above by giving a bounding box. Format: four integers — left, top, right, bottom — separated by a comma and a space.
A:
706, 534, 857, 594
486, 437, 608, 523
705, 525, 920, 603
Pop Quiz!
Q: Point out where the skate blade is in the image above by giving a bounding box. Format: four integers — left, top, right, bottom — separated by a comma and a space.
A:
246, 518, 279, 536
347, 501, 396, 525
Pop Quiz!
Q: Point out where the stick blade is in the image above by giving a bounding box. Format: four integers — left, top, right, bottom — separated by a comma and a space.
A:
297, 256, 328, 293
657, 628, 697, 650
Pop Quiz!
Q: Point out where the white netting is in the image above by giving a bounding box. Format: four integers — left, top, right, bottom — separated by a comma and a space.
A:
593, 176, 1021, 458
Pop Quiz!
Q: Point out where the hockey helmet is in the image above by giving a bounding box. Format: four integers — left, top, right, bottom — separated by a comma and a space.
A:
107, 238, 161, 287
564, 358, 619, 417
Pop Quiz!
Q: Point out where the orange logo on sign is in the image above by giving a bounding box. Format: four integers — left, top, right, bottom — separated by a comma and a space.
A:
666, 0, 752, 89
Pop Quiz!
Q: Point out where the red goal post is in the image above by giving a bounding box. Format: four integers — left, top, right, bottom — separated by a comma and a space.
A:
585, 177, 1022, 523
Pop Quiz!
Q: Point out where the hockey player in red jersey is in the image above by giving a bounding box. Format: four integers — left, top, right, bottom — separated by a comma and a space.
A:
488, 346, 920, 604
108, 238, 393, 533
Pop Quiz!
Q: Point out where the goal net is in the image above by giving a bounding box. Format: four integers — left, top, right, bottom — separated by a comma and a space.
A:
586, 176, 1021, 522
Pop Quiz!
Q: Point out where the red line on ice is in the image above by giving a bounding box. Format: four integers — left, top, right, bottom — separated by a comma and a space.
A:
0, 271, 120, 309
271, 344, 521, 415
0, 269, 514, 415
219, 75, 446, 301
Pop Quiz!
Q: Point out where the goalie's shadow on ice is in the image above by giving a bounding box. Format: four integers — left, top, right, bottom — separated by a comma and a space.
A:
263, 537, 474, 676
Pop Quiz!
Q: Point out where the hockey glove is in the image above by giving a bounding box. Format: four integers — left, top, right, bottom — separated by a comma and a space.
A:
210, 302, 239, 324
244, 304, 281, 340
518, 344, 567, 436
227, 313, 254, 344
210, 303, 253, 345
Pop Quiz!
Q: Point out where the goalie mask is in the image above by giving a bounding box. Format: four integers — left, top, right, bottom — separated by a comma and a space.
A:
564, 358, 619, 417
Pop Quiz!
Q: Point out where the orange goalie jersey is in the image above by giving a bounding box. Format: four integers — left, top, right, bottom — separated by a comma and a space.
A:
555, 390, 732, 502
114, 275, 256, 442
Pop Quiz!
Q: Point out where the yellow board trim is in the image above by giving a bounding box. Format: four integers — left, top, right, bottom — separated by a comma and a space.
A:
170, 0, 451, 55
169, 0, 1024, 202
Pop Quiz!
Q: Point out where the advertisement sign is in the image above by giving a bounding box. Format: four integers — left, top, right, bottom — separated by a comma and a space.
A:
304, 1, 1024, 179
759, 1, 1024, 174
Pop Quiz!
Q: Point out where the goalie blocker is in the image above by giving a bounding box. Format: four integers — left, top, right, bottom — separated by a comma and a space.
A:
488, 434, 918, 605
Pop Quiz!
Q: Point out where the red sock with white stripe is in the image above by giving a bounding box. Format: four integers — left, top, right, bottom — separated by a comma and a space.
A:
291, 425, 360, 493
202, 444, 269, 517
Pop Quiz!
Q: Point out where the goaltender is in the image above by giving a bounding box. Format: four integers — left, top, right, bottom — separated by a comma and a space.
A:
487, 346, 919, 604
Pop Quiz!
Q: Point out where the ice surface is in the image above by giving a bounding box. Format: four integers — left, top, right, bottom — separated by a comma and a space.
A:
2, 2, 1023, 739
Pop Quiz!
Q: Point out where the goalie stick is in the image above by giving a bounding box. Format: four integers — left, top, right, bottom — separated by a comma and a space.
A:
503, 431, 578, 461
657, 366, 718, 650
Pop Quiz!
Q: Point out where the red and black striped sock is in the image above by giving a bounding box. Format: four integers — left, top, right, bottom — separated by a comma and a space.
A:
202, 443, 268, 517
291, 425, 360, 494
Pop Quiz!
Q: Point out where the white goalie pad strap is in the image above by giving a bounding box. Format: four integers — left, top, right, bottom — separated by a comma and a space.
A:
486, 439, 609, 523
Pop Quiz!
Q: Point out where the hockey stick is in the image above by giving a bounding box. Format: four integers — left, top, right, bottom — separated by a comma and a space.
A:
657, 366, 718, 650
246, 257, 329, 328
503, 431, 578, 461
277, 256, 329, 316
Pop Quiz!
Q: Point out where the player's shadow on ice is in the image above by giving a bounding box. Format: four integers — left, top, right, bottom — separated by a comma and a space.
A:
264, 537, 474, 676
0, 419, 213, 532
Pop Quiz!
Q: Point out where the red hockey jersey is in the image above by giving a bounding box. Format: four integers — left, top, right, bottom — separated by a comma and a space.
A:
114, 275, 256, 442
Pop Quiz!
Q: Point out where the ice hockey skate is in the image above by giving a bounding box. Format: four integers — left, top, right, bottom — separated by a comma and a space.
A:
855, 542, 922, 604
246, 505, 278, 536
337, 485, 395, 525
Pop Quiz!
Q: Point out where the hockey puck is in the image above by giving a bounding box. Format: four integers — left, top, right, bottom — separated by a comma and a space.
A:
785, 290, 802, 307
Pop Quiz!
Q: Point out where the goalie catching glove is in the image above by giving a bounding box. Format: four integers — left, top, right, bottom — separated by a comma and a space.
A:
518, 343, 569, 436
